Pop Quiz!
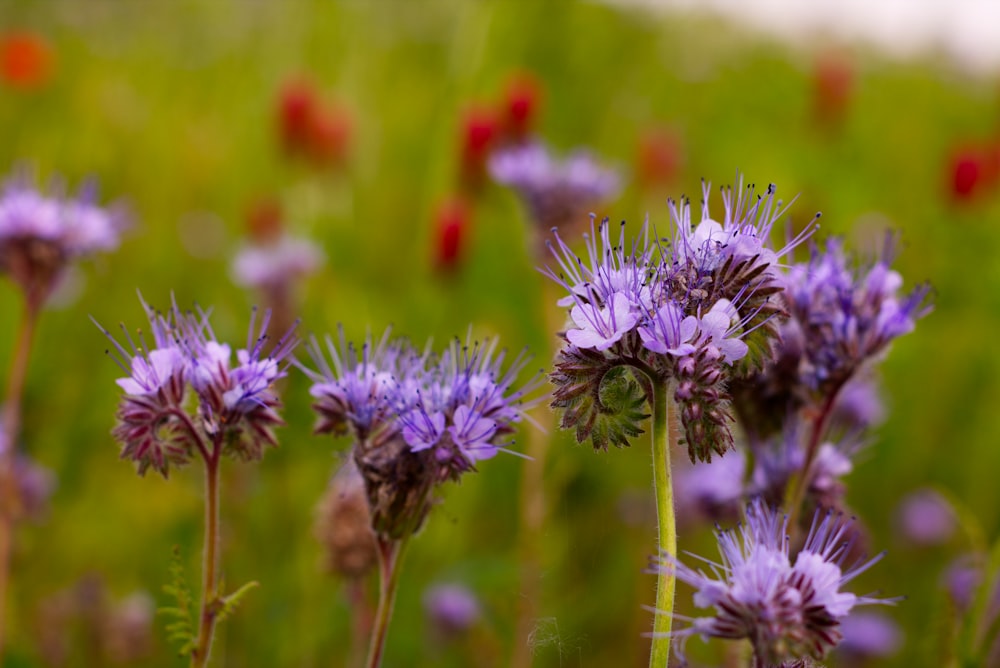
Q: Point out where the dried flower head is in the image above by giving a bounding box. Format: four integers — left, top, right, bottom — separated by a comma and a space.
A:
0, 173, 125, 308
655, 499, 896, 666
314, 457, 378, 578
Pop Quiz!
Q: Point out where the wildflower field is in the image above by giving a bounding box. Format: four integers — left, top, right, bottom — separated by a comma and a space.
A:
2, 1, 1000, 667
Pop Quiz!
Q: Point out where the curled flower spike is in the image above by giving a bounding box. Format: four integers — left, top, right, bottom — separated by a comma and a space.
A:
96, 296, 297, 475
654, 499, 896, 666
0, 173, 126, 308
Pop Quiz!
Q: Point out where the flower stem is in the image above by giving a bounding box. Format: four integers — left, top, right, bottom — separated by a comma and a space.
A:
365, 536, 409, 668
192, 451, 221, 668
649, 379, 677, 668
0, 299, 41, 660
783, 389, 839, 529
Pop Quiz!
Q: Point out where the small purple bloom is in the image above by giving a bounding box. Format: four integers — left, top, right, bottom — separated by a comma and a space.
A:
231, 234, 323, 290
423, 583, 481, 635
566, 291, 639, 351
638, 301, 698, 357
836, 611, 903, 659
674, 448, 745, 525
656, 499, 895, 665
489, 141, 620, 233
782, 236, 931, 395
0, 173, 126, 306
896, 489, 956, 546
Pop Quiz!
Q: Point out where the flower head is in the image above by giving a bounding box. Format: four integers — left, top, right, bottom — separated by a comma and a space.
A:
97, 296, 297, 476
0, 173, 126, 307
304, 329, 538, 539
423, 583, 482, 636
656, 499, 895, 665
782, 235, 931, 397
490, 142, 620, 243
231, 234, 323, 291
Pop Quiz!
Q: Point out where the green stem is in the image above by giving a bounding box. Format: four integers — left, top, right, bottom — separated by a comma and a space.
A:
649, 379, 676, 668
0, 299, 41, 662
365, 536, 409, 668
191, 451, 221, 668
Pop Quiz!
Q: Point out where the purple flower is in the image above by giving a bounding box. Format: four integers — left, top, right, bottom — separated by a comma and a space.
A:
674, 448, 746, 526
490, 141, 620, 236
231, 234, 323, 290
638, 301, 698, 357
836, 611, 902, 660
304, 329, 538, 539
895, 489, 956, 546
782, 236, 931, 395
0, 173, 126, 306
656, 499, 894, 665
394, 336, 537, 475
423, 583, 481, 635
97, 296, 297, 476
302, 328, 424, 442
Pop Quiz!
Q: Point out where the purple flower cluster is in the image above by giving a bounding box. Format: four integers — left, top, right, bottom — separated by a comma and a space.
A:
0, 173, 125, 307
781, 236, 931, 397
657, 499, 895, 666
489, 141, 620, 241
231, 234, 323, 291
547, 180, 812, 461
97, 296, 297, 476
304, 329, 537, 538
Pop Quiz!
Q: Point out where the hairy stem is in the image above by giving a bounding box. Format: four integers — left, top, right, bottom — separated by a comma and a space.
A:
365, 537, 409, 668
783, 389, 840, 529
192, 450, 221, 668
0, 299, 41, 660
649, 379, 677, 668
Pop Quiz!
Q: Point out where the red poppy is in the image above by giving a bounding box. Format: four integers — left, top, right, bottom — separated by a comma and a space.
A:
501, 73, 542, 141
637, 128, 682, 189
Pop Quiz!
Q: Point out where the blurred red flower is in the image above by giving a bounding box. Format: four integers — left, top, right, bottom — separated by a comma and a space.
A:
636, 127, 682, 189
813, 50, 854, 131
1, 32, 53, 89
459, 105, 499, 191
500, 72, 542, 141
949, 143, 1000, 203
433, 197, 471, 273
277, 78, 351, 168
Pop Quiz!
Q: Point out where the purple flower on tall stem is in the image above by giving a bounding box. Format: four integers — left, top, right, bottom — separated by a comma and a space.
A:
96, 295, 296, 667
655, 499, 896, 666
303, 328, 537, 667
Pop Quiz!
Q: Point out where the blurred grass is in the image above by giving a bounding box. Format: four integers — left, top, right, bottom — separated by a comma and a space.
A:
1, 0, 999, 666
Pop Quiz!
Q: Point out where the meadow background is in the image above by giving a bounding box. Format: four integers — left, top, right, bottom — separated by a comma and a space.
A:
2, 0, 999, 666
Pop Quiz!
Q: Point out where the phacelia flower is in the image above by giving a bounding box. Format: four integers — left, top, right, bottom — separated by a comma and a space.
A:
782, 236, 931, 398
835, 611, 902, 660
545, 179, 811, 462
424, 583, 482, 636
895, 489, 956, 547
304, 329, 538, 539
97, 296, 297, 476
231, 235, 323, 292
0, 174, 125, 308
490, 141, 620, 246
674, 448, 746, 527
656, 499, 895, 666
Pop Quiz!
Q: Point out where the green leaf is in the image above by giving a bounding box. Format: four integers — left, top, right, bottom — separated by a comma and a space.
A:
158, 546, 197, 658
214, 580, 260, 625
